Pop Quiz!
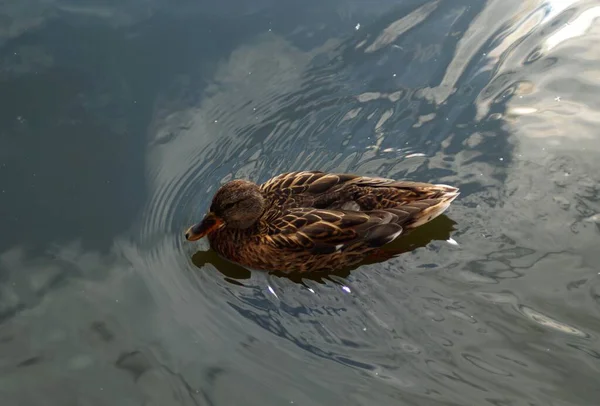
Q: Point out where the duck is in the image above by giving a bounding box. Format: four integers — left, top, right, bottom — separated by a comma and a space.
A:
185, 171, 459, 274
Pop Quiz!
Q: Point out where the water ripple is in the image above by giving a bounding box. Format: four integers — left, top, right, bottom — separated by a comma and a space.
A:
126, 1, 600, 404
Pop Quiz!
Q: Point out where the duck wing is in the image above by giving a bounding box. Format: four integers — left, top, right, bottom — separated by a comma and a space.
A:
260, 207, 407, 255
259, 171, 459, 225
259, 171, 356, 196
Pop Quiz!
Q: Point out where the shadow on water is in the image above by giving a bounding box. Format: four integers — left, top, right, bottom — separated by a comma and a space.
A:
190, 215, 457, 284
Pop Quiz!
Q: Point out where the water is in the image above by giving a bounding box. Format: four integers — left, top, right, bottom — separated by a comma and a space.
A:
1, 0, 600, 404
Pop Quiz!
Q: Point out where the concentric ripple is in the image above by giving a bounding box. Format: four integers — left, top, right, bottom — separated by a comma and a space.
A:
127, 1, 600, 404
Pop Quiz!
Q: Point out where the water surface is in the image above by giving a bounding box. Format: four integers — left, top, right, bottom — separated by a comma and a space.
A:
1, 0, 600, 405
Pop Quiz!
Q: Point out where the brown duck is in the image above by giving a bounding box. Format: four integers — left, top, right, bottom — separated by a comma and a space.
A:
185, 171, 459, 274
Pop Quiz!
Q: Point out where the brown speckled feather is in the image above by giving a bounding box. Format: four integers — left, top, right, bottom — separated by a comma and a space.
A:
204, 171, 459, 274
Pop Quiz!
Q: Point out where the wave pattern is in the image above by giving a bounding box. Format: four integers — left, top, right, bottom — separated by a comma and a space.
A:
127, 1, 600, 404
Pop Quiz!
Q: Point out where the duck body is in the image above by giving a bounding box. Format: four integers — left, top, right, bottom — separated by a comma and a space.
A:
186, 171, 459, 274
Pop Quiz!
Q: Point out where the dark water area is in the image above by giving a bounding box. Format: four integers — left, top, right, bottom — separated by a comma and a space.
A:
1, 0, 600, 404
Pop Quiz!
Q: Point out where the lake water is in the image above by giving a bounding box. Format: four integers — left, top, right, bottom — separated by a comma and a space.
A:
1, 0, 600, 405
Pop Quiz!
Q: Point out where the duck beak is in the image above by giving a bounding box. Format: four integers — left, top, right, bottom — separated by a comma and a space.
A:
185, 212, 223, 241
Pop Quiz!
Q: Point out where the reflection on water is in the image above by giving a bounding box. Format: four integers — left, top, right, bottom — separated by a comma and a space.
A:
2, 0, 600, 404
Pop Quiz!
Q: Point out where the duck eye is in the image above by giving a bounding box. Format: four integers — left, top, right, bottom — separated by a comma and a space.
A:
222, 202, 236, 210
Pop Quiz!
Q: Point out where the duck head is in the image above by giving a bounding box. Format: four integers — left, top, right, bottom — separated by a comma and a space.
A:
185, 179, 265, 241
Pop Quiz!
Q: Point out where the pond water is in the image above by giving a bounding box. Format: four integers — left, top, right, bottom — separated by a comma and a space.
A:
1, 0, 600, 405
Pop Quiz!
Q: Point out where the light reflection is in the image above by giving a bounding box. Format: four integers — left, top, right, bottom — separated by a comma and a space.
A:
542, 0, 579, 23
545, 6, 600, 51
519, 305, 588, 337
365, 1, 440, 53
267, 284, 278, 298
508, 106, 538, 115
446, 237, 459, 246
